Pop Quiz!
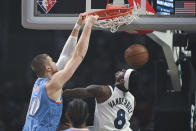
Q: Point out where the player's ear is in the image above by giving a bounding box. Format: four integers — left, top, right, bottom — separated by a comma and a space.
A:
45, 65, 52, 72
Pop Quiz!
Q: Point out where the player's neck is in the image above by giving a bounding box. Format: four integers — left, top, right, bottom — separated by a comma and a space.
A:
115, 84, 127, 92
41, 72, 53, 78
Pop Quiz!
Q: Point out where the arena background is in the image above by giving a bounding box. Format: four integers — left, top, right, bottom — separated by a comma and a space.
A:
1, 0, 196, 131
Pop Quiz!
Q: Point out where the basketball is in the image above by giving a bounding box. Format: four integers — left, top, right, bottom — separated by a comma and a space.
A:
124, 44, 149, 68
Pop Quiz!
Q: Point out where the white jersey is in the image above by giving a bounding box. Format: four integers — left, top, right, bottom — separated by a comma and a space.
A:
93, 86, 135, 131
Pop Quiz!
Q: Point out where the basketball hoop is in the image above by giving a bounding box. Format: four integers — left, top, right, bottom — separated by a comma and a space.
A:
86, 0, 156, 34
86, 0, 139, 33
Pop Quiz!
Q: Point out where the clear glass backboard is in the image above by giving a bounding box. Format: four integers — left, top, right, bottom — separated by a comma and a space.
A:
22, 0, 196, 31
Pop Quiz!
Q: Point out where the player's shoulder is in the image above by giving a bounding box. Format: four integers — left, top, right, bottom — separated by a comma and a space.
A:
107, 85, 115, 90
99, 85, 113, 93
35, 78, 50, 85
88, 85, 109, 91
34, 78, 49, 89
95, 85, 113, 103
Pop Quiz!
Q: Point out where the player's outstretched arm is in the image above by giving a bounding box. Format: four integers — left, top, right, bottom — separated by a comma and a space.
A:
63, 85, 111, 102
47, 15, 99, 94
56, 13, 85, 71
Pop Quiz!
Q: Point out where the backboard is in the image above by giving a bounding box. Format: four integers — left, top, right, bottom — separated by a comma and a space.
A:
22, 0, 196, 31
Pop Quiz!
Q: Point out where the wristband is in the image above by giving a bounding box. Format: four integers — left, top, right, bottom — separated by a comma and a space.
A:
74, 23, 81, 30
69, 35, 78, 41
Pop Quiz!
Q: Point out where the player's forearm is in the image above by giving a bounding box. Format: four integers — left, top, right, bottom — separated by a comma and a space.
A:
71, 13, 83, 37
63, 85, 104, 98
63, 88, 93, 98
56, 23, 81, 71
74, 22, 93, 59
70, 24, 80, 37
56, 36, 77, 70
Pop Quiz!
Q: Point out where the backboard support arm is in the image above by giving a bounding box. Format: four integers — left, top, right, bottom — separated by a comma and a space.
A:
147, 32, 181, 92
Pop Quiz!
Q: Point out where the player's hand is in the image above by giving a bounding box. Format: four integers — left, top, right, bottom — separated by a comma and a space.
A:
85, 15, 99, 26
77, 13, 87, 26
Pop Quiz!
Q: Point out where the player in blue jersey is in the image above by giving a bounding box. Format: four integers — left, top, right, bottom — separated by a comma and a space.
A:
22, 14, 99, 131
64, 99, 90, 131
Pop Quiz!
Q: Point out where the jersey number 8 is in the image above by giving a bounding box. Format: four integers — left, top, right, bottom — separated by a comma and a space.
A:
114, 109, 126, 129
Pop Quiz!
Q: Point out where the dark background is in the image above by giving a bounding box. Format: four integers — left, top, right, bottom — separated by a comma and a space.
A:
1, 0, 196, 131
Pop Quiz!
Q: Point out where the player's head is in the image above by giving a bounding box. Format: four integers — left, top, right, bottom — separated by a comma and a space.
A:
115, 68, 135, 92
31, 54, 57, 77
66, 99, 89, 128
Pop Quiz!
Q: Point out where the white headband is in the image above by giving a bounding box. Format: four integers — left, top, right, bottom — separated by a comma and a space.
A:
124, 69, 134, 90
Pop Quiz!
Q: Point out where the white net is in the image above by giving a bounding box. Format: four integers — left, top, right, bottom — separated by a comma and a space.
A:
92, 0, 156, 33
94, 13, 139, 33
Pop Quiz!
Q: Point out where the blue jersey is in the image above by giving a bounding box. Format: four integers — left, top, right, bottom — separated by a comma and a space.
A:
23, 78, 63, 131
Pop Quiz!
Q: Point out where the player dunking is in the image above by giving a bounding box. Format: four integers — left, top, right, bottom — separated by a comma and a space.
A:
63, 69, 136, 131
22, 14, 99, 131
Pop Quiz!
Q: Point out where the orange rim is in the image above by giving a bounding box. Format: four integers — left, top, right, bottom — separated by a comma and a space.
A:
87, 8, 132, 20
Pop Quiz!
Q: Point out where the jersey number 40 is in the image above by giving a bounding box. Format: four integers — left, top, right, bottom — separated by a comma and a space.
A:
29, 97, 40, 116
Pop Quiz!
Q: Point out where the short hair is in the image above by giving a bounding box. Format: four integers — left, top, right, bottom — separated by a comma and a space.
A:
66, 99, 89, 128
31, 54, 50, 77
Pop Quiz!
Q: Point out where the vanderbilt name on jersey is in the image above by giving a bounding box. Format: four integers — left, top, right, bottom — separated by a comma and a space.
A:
94, 86, 135, 131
